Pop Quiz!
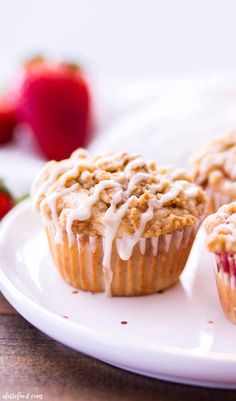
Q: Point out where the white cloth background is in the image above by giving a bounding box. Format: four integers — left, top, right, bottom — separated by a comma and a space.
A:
2, 75, 236, 198
1, 1, 236, 195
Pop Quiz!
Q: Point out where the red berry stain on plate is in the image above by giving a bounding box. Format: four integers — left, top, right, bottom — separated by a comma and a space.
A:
121, 321, 128, 325
62, 316, 69, 319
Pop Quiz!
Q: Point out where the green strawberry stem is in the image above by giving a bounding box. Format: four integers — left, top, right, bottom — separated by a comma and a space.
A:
0, 178, 29, 204
0, 179, 13, 198
16, 194, 30, 204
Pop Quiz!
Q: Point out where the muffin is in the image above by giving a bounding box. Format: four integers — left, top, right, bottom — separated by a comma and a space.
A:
190, 130, 236, 213
32, 149, 206, 296
205, 202, 236, 324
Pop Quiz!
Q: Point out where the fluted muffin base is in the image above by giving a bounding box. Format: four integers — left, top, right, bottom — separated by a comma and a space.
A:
206, 189, 233, 215
45, 222, 199, 296
215, 253, 236, 324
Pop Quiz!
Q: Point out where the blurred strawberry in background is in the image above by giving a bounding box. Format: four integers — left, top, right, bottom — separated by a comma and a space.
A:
0, 97, 18, 144
0, 180, 15, 220
11, 56, 91, 160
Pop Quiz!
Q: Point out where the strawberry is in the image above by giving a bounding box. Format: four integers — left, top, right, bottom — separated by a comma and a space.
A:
0, 180, 15, 220
14, 57, 91, 161
0, 98, 17, 144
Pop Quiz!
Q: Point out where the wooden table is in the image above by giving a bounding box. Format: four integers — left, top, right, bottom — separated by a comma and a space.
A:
0, 294, 235, 401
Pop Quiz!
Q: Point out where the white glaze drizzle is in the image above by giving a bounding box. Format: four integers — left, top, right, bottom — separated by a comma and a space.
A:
31, 161, 71, 210
127, 172, 152, 193
66, 180, 121, 246
56, 160, 89, 187
116, 201, 155, 260
102, 191, 133, 267
41, 183, 79, 243
32, 152, 202, 294
205, 207, 236, 250
123, 157, 146, 174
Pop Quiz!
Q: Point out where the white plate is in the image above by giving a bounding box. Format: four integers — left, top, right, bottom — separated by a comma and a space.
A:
0, 200, 236, 389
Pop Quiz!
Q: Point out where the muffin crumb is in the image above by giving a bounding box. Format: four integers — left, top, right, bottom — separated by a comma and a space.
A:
205, 201, 236, 253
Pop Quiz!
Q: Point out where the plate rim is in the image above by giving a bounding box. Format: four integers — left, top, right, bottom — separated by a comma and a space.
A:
1, 200, 236, 388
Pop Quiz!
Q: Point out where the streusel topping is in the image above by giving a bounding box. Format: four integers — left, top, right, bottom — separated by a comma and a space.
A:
205, 202, 236, 253
190, 130, 236, 196
32, 149, 206, 241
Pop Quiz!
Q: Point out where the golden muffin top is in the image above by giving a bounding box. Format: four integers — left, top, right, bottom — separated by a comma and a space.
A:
205, 201, 236, 253
32, 149, 206, 240
190, 130, 236, 196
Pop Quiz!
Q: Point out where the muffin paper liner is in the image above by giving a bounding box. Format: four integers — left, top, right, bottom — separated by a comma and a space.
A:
45, 220, 200, 296
215, 252, 236, 324
206, 189, 233, 215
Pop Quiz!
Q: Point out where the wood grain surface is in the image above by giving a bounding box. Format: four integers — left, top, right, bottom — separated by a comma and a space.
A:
0, 294, 236, 401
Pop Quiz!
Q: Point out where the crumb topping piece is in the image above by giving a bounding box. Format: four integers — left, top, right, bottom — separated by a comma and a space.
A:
32, 149, 206, 241
32, 149, 206, 277
190, 130, 236, 196
205, 201, 236, 253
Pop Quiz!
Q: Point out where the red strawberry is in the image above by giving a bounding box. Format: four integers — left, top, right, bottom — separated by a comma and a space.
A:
0, 181, 15, 220
14, 57, 91, 161
0, 98, 17, 144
